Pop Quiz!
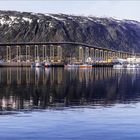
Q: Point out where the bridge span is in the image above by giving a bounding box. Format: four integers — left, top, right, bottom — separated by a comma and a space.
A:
0, 41, 138, 64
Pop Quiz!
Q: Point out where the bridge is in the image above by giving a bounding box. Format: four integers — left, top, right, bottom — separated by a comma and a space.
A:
0, 42, 138, 64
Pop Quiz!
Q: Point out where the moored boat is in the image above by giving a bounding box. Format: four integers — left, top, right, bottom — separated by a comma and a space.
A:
65, 64, 79, 68
113, 64, 124, 69
31, 62, 42, 67
79, 64, 92, 69
65, 63, 92, 69
44, 62, 51, 67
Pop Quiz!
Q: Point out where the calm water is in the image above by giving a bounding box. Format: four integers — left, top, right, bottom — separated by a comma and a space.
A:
0, 67, 140, 140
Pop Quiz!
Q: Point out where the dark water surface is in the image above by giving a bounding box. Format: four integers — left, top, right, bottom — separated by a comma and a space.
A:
0, 67, 140, 140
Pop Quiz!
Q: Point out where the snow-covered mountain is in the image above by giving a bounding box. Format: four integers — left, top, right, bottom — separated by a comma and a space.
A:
0, 10, 140, 52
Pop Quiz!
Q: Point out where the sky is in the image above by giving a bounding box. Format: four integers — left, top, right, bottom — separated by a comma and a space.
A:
0, 0, 140, 21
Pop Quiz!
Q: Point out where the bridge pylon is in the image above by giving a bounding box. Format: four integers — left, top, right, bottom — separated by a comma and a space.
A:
79, 46, 84, 63
16, 45, 21, 62
26, 45, 30, 62
50, 45, 54, 62
57, 45, 62, 62
35, 45, 39, 62
42, 45, 48, 62
6, 46, 11, 62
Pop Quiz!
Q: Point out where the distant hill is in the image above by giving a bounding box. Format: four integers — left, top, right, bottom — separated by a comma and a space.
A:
0, 10, 140, 52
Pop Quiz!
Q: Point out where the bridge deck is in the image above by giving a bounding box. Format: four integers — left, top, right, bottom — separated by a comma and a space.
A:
0, 42, 134, 55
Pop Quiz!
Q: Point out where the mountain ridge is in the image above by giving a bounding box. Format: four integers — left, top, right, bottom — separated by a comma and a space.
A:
0, 10, 140, 53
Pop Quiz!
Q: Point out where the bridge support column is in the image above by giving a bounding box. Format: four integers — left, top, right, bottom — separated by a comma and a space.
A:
108, 51, 111, 59
79, 46, 84, 63
85, 47, 89, 62
108, 51, 112, 63
120, 53, 123, 59
90, 48, 94, 62
6, 46, 11, 62
115, 52, 118, 59
128, 54, 131, 58
121, 53, 124, 59
107, 51, 110, 62
118, 51, 121, 58
50, 45, 54, 62
92, 48, 95, 62
123, 53, 126, 59
43, 45, 47, 62
122, 53, 126, 59
112, 52, 115, 60
126, 53, 129, 58
104, 51, 107, 62
95, 49, 99, 62
114, 52, 117, 60
106, 51, 109, 62
35, 45, 39, 62
57, 45, 62, 62
125, 53, 127, 59
26, 45, 30, 62
16, 46, 21, 62
130, 53, 133, 58
103, 51, 105, 62
100, 50, 103, 62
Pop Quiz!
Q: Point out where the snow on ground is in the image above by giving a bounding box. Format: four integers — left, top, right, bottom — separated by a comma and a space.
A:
22, 17, 32, 24
0, 15, 19, 26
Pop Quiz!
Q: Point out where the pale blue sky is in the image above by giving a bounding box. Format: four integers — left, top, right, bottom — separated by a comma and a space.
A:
0, 0, 140, 21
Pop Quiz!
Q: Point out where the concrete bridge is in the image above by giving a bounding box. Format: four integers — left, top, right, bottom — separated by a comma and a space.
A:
0, 42, 138, 64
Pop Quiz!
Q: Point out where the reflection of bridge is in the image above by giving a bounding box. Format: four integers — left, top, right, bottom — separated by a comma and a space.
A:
4, 67, 117, 85
0, 67, 137, 110
0, 42, 139, 63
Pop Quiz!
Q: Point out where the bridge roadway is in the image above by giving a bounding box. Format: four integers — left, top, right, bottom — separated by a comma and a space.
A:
0, 41, 137, 55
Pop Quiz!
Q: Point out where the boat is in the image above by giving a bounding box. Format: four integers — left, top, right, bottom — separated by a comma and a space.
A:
113, 57, 140, 69
65, 64, 79, 68
79, 64, 92, 69
113, 64, 124, 69
44, 62, 51, 67
31, 62, 42, 67
65, 63, 92, 69
0, 60, 7, 67
126, 63, 140, 69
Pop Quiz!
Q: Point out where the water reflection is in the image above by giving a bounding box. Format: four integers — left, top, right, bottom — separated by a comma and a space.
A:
0, 67, 140, 111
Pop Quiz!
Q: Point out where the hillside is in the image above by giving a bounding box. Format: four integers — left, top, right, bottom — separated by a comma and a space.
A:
0, 10, 140, 53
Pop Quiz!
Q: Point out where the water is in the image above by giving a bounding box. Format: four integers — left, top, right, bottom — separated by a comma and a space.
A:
0, 67, 140, 140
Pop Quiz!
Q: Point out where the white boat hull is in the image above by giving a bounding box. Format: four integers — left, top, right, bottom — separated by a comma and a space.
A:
113, 64, 140, 69
31, 62, 42, 67
65, 64, 92, 69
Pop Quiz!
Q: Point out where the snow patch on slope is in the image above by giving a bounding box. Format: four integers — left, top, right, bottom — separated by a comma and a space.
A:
22, 17, 32, 24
